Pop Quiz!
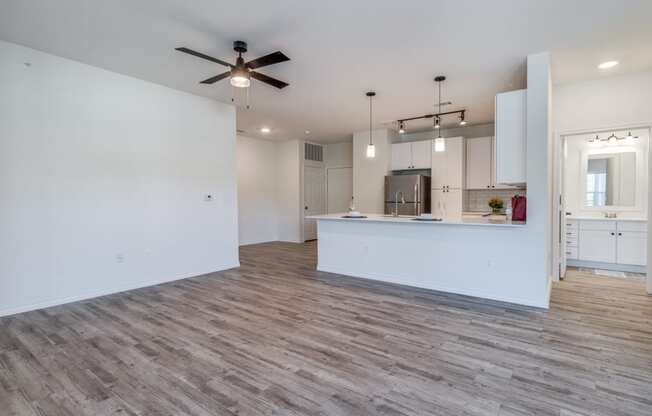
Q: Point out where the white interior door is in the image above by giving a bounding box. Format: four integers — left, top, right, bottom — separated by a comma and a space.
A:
327, 167, 353, 214
304, 166, 326, 241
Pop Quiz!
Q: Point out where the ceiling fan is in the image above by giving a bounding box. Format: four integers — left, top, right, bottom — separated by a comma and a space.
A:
176, 40, 290, 89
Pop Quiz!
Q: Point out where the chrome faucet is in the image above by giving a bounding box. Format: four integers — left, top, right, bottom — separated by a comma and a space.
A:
394, 191, 405, 217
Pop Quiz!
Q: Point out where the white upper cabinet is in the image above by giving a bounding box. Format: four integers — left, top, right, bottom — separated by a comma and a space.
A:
432, 137, 465, 190
390, 141, 432, 170
495, 89, 527, 185
466, 136, 518, 190
411, 140, 432, 170
466, 137, 492, 189
391, 142, 412, 170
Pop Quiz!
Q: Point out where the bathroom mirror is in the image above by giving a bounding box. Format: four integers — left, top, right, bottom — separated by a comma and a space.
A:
583, 151, 636, 208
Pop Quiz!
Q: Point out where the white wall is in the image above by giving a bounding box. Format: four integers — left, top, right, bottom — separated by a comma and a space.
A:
526, 52, 554, 298
353, 129, 392, 213
277, 139, 304, 242
553, 70, 652, 292
237, 135, 279, 245
325, 141, 353, 167
554, 70, 652, 133
0, 41, 239, 316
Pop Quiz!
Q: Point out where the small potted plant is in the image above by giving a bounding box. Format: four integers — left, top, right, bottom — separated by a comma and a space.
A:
488, 197, 504, 214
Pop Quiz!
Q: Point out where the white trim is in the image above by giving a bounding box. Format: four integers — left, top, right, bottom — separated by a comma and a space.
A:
0, 262, 240, 317
317, 263, 550, 309
567, 259, 645, 274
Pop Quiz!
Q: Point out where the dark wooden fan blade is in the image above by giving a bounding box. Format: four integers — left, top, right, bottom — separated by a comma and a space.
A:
200, 72, 231, 84
250, 71, 289, 89
246, 51, 290, 70
175, 47, 233, 68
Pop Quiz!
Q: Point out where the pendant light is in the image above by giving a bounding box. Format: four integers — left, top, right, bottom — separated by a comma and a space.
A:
366, 91, 376, 158
459, 111, 467, 126
433, 76, 446, 152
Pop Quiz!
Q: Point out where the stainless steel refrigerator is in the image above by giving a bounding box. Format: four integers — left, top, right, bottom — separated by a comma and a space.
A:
384, 175, 431, 216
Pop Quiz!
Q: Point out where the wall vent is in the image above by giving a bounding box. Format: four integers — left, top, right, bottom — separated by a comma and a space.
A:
304, 142, 323, 162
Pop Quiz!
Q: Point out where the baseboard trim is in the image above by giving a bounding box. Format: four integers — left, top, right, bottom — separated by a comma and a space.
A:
567, 260, 646, 274
0, 262, 240, 318
317, 263, 549, 309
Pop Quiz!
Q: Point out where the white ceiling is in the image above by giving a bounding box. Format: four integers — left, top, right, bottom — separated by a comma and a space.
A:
2, 0, 651, 143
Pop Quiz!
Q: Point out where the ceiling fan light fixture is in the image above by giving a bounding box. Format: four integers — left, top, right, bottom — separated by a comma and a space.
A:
230, 67, 251, 88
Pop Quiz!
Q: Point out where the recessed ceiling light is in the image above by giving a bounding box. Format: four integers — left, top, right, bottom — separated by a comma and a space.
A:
305, 130, 311, 135
598, 61, 619, 69
260, 127, 271, 134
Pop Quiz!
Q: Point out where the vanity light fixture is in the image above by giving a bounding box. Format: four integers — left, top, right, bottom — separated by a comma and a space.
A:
366, 91, 376, 158
587, 132, 639, 145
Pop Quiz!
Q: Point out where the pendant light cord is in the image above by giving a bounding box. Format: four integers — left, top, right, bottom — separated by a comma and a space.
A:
369, 94, 373, 145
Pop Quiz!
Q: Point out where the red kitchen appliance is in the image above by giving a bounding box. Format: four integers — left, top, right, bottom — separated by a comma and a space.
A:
512, 195, 526, 221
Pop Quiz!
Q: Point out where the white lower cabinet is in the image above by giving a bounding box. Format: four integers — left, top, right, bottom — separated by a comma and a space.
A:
432, 189, 462, 220
578, 229, 617, 263
616, 231, 647, 266
572, 219, 647, 267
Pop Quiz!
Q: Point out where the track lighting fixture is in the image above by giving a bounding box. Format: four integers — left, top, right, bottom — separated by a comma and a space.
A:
366, 91, 376, 158
459, 111, 467, 126
395, 76, 468, 134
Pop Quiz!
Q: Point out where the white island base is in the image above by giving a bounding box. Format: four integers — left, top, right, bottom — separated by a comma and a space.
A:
311, 214, 550, 308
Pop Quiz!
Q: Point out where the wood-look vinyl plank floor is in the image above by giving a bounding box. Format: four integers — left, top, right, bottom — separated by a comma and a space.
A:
1, 241, 651, 415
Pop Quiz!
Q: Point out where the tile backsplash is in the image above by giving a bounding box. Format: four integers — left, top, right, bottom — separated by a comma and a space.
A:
464, 188, 526, 212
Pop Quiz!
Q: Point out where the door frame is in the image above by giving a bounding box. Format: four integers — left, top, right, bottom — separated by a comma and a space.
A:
552, 121, 652, 293
326, 165, 353, 214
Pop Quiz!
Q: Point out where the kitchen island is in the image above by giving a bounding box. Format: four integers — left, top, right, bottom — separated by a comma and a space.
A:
309, 213, 550, 308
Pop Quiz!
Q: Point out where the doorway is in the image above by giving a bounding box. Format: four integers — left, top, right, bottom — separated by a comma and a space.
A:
326, 167, 353, 214
304, 165, 325, 241
554, 125, 649, 288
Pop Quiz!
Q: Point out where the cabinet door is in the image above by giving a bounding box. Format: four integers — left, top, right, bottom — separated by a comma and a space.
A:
579, 230, 616, 263
617, 232, 647, 266
411, 140, 432, 169
445, 137, 465, 189
466, 137, 492, 189
445, 189, 463, 220
491, 136, 518, 189
431, 144, 448, 189
391, 142, 412, 170
431, 189, 462, 220
495, 90, 526, 185
431, 189, 445, 218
